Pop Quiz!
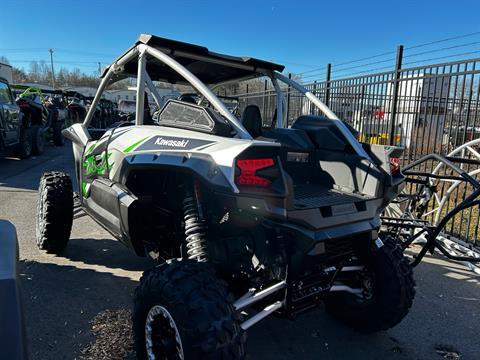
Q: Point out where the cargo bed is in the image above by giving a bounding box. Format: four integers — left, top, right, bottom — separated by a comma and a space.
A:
293, 184, 374, 209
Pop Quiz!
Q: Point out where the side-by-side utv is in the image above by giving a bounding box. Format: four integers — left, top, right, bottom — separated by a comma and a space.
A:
36, 34, 414, 359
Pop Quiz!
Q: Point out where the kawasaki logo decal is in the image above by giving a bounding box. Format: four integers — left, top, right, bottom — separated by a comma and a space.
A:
135, 136, 214, 151
154, 137, 190, 148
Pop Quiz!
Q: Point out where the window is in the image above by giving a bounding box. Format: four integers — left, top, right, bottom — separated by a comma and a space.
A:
125, 95, 129, 100
0, 81, 12, 104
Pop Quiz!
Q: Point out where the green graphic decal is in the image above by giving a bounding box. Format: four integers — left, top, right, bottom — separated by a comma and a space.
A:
123, 137, 149, 153
86, 143, 96, 155
82, 181, 88, 197
83, 151, 113, 176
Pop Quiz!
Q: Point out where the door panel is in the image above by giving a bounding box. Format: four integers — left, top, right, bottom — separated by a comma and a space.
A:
80, 134, 126, 240
0, 81, 19, 146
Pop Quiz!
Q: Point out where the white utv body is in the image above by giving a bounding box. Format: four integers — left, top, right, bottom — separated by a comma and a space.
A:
37, 34, 414, 359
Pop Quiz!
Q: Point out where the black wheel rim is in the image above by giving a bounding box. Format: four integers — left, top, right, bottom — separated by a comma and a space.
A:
145, 305, 184, 360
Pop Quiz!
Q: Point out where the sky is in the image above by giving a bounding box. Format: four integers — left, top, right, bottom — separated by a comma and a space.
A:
1, 0, 480, 80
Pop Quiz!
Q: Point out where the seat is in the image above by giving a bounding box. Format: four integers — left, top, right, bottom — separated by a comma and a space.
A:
241, 105, 263, 138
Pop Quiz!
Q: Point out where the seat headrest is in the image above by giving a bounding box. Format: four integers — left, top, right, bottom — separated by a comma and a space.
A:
241, 105, 263, 138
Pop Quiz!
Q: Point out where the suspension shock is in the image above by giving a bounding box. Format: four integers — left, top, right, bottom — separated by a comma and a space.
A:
183, 180, 208, 262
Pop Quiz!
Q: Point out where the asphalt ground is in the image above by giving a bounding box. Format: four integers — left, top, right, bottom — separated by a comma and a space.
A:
0, 143, 478, 360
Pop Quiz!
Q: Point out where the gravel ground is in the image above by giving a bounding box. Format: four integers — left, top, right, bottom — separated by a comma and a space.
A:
80, 309, 134, 360
0, 143, 479, 360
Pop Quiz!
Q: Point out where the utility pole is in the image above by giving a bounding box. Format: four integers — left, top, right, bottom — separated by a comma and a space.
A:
49, 49, 55, 90
98, 62, 101, 76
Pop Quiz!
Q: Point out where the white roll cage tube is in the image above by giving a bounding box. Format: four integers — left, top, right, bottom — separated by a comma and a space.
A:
271, 76, 286, 129
272, 72, 371, 160
135, 49, 147, 125
142, 44, 252, 139
83, 43, 372, 159
83, 47, 139, 127
84, 44, 253, 139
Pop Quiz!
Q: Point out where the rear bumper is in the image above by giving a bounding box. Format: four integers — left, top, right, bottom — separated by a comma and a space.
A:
223, 190, 381, 234
0, 220, 27, 360
287, 197, 382, 231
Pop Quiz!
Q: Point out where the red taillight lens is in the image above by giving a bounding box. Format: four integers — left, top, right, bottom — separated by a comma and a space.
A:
235, 158, 274, 187
389, 157, 401, 176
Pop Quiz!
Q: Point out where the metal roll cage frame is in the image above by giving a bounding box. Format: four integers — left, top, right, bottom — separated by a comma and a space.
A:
81, 43, 370, 159
382, 153, 480, 267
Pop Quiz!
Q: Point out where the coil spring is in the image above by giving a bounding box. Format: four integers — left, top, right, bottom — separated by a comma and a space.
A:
183, 195, 208, 262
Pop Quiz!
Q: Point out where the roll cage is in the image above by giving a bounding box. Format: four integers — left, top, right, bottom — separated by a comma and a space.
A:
83, 34, 369, 159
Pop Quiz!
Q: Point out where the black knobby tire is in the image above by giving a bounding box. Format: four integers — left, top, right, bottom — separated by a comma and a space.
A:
31, 125, 44, 155
36, 172, 74, 254
16, 127, 32, 159
325, 236, 415, 332
133, 259, 246, 359
53, 122, 65, 146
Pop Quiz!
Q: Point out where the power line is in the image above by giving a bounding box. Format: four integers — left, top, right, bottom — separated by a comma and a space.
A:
0, 48, 51, 52
55, 48, 116, 58
331, 57, 395, 74
296, 31, 480, 77
323, 40, 480, 77
405, 31, 480, 50
329, 65, 394, 80
9, 59, 101, 64
299, 72, 327, 81
296, 50, 394, 76
304, 50, 480, 82
0, 47, 115, 58
402, 50, 480, 66
404, 41, 480, 58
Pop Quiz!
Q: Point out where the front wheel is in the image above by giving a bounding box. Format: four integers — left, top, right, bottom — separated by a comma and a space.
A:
325, 236, 415, 332
133, 259, 246, 359
36, 172, 73, 254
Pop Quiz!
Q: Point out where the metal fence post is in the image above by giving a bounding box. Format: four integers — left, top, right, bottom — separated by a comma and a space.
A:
389, 45, 404, 145
325, 63, 331, 107
286, 73, 292, 125
312, 80, 317, 114
262, 79, 267, 118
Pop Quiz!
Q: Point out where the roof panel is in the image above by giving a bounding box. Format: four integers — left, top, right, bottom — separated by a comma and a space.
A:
103, 33, 285, 84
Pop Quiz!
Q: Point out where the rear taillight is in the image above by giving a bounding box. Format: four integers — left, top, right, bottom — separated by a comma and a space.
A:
389, 157, 401, 176
235, 158, 274, 187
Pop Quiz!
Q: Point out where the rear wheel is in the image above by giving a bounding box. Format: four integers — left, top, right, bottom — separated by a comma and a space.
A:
15, 127, 32, 159
31, 125, 44, 155
325, 236, 415, 332
53, 122, 65, 146
36, 172, 73, 254
133, 259, 246, 359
